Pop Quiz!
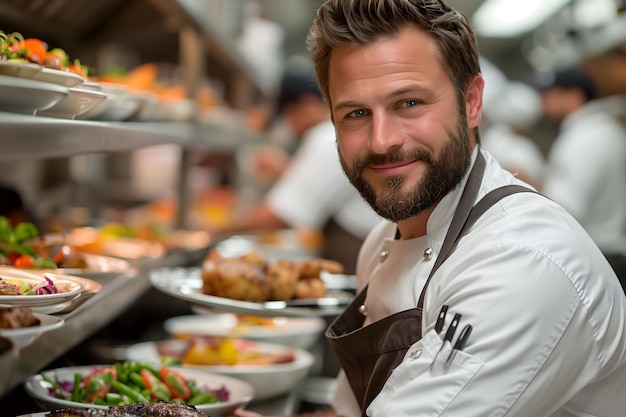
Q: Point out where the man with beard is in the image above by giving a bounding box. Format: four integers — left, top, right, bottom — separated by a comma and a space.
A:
233, 1, 626, 417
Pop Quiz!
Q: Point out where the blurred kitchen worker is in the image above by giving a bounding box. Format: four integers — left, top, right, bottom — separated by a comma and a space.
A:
232, 1, 626, 417
540, 66, 626, 291
215, 70, 382, 273
481, 80, 545, 190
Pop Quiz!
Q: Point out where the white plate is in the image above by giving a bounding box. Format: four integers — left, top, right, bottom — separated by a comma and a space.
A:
0, 61, 43, 79
32, 67, 84, 88
164, 313, 325, 349
124, 339, 314, 401
0, 74, 68, 115
0, 267, 83, 307
37, 87, 107, 119
150, 267, 353, 318
24, 365, 254, 416
0, 312, 64, 348
56, 252, 131, 281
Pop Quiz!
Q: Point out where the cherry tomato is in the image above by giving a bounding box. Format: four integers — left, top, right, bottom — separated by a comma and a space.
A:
10, 38, 48, 64
159, 367, 192, 400
13, 255, 35, 268
82, 367, 117, 401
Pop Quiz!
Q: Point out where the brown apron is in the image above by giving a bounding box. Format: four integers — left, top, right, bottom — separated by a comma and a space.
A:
326, 152, 534, 415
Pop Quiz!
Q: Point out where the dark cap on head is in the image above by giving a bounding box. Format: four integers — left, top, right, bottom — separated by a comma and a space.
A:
276, 71, 322, 113
538, 67, 596, 102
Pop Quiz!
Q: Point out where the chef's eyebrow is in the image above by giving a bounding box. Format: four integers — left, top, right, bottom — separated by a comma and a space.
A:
333, 85, 430, 113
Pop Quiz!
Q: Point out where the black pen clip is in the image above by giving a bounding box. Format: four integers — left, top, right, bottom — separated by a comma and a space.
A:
444, 313, 462, 343
435, 304, 449, 333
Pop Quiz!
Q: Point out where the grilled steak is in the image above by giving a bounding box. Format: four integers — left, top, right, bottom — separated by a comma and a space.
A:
45, 403, 205, 417
111, 402, 205, 417
45, 409, 137, 417
0, 305, 40, 328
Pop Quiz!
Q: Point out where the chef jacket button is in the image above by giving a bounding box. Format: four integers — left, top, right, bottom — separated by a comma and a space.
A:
423, 247, 433, 260
359, 304, 367, 316
379, 249, 390, 263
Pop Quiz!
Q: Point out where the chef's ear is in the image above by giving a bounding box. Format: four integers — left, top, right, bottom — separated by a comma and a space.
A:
465, 74, 484, 129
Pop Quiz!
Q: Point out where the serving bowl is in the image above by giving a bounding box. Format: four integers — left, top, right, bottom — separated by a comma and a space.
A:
24, 365, 254, 416
164, 312, 325, 350
124, 338, 315, 401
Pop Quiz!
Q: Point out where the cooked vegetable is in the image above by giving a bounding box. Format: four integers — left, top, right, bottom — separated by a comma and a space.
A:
43, 361, 227, 407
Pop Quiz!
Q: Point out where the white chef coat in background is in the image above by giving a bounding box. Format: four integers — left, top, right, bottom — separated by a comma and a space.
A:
333, 149, 626, 417
543, 99, 626, 256
266, 120, 382, 239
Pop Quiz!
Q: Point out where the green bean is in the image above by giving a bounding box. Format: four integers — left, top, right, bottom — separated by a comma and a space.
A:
128, 372, 145, 389
71, 373, 82, 402
111, 380, 150, 403
188, 391, 219, 405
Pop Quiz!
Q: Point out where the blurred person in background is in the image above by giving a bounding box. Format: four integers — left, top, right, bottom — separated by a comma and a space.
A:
540, 66, 626, 291
481, 80, 545, 190
213, 70, 381, 274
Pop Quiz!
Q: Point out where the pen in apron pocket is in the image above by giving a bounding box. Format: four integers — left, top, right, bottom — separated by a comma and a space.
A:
446, 324, 473, 365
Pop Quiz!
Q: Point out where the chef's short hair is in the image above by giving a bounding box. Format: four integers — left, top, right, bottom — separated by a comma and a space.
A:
539, 67, 596, 102
276, 71, 322, 113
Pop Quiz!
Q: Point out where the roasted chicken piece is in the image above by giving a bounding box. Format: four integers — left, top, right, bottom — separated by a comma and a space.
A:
212, 257, 270, 302
267, 259, 302, 301
299, 258, 344, 278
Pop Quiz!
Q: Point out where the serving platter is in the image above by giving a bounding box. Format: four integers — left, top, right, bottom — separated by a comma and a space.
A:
150, 267, 353, 318
0, 312, 64, 348
24, 365, 254, 416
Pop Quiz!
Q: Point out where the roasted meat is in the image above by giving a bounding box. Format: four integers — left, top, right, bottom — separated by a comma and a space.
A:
0, 305, 40, 329
112, 402, 205, 417
0, 279, 20, 295
45, 402, 205, 417
45, 409, 136, 417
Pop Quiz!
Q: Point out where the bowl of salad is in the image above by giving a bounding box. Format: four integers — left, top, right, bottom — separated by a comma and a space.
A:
24, 361, 255, 416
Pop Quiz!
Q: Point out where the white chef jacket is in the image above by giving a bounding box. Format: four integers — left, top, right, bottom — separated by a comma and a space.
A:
543, 99, 626, 256
266, 120, 382, 239
333, 149, 626, 417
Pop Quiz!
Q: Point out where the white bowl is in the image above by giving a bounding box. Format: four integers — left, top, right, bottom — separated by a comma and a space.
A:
0, 311, 64, 348
124, 339, 315, 401
165, 312, 325, 350
36, 87, 107, 119
24, 365, 254, 416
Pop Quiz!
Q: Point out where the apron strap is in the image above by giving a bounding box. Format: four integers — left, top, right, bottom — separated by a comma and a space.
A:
417, 153, 536, 309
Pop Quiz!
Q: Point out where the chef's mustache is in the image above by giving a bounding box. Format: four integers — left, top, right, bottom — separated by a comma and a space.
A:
353, 147, 436, 171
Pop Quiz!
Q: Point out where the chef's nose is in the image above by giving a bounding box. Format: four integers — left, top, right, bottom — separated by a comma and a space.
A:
369, 112, 402, 154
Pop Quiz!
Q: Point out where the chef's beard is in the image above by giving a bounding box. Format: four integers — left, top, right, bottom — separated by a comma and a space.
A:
340, 118, 472, 222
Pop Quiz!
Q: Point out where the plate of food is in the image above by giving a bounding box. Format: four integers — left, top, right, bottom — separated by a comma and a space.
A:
150, 248, 352, 318
0, 267, 83, 307
124, 338, 314, 401
0, 60, 43, 79
24, 362, 254, 417
0, 306, 64, 347
164, 312, 325, 350
32, 67, 84, 88
43, 227, 166, 262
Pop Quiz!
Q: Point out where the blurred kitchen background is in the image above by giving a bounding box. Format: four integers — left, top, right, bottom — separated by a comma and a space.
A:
0, 0, 625, 231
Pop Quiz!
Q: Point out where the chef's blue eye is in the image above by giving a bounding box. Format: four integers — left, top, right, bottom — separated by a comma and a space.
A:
349, 109, 367, 118
402, 100, 418, 108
